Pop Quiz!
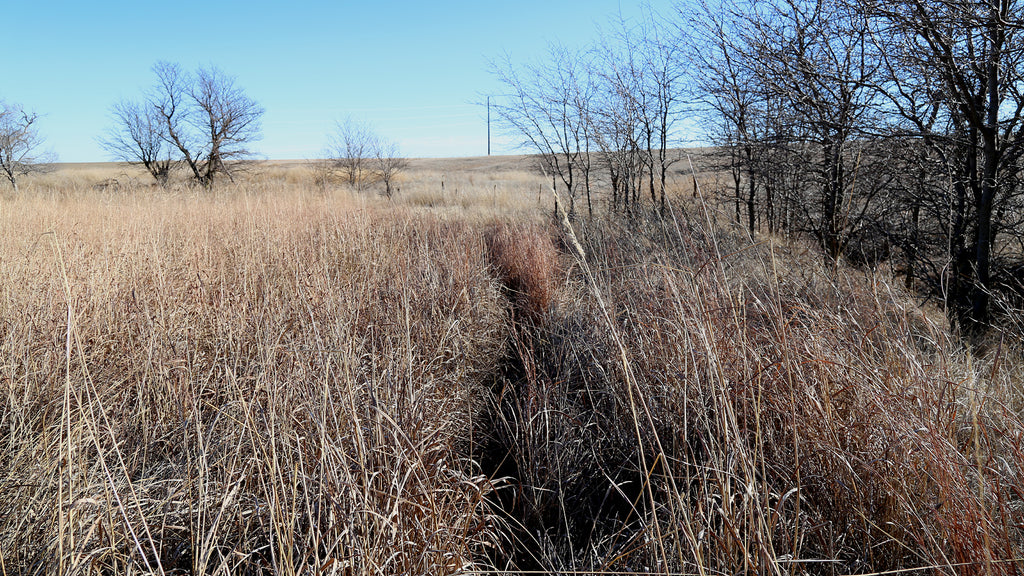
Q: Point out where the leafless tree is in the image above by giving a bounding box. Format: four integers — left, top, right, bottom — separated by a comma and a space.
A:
578, 11, 689, 217
591, 32, 643, 213
692, 0, 1024, 334
589, 76, 643, 211
106, 62, 263, 188
0, 101, 48, 191
185, 66, 264, 186
329, 117, 375, 191
373, 137, 408, 198
692, 1, 774, 232
491, 45, 595, 218
693, 0, 887, 259
101, 99, 175, 185
756, 0, 883, 258
636, 16, 687, 214
861, 0, 1024, 333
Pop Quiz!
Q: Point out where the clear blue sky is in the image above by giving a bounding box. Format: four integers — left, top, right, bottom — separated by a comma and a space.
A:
3, 1, 678, 162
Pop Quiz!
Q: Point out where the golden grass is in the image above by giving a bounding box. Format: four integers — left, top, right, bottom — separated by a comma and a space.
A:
1, 160, 1022, 574
1, 181, 510, 573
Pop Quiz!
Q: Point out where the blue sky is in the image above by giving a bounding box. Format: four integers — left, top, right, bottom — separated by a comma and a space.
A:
3, 1, 678, 162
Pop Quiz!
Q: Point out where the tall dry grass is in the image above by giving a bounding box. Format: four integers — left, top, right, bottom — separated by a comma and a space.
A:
478, 204, 1024, 574
1, 164, 1022, 575
0, 184, 511, 574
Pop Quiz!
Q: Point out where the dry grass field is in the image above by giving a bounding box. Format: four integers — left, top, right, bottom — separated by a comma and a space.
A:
1, 158, 1022, 575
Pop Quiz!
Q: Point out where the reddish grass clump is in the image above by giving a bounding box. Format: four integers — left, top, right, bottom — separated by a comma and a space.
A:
484, 220, 561, 321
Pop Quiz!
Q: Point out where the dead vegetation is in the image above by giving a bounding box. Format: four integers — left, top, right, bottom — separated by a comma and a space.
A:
0, 163, 1022, 574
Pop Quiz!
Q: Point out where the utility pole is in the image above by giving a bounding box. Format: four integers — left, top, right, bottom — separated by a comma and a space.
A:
487, 96, 491, 156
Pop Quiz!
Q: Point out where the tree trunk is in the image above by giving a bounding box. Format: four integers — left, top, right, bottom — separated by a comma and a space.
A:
732, 154, 742, 225
967, 18, 1006, 333
948, 177, 971, 330
970, 139, 999, 331
905, 202, 920, 289
822, 140, 845, 260
745, 144, 756, 233
747, 169, 756, 233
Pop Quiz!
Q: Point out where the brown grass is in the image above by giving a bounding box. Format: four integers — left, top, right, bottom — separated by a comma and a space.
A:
0, 162, 1022, 575
484, 220, 561, 321
0, 183, 509, 573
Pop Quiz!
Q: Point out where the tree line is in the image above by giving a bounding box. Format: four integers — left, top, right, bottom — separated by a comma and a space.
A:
0, 61, 406, 194
491, 13, 686, 220
492, 0, 1024, 338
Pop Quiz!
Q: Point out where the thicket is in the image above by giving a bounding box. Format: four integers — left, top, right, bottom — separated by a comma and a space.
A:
492, 0, 1024, 340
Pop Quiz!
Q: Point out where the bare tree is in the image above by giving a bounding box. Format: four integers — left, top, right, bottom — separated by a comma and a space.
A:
107, 62, 264, 188
329, 117, 375, 191
373, 137, 408, 198
692, 1, 772, 232
0, 101, 48, 191
185, 65, 264, 186
693, 0, 1024, 335
635, 14, 687, 214
492, 45, 595, 218
862, 0, 1024, 333
149, 61, 196, 183
101, 99, 175, 185
694, 0, 886, 259
323, 120, 407, 196
589, 56, 645, 212
758, 0, 884, 258
590, 10, 688, 216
